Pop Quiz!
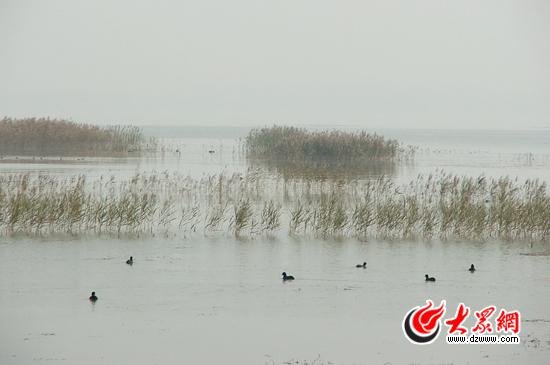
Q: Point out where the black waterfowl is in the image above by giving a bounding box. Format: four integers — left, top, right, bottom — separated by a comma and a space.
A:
126, 256, 133, 265
356, 262, 367, 268
425, 274, 436, 282
282, 272, 295, 281
89, 292, 98, 301
469, 264, 476, 272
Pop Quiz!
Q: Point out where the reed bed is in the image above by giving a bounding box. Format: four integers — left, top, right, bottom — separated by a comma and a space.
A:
0, 117, 157, 155
1, 170, 549, 241
245, 125, 414, 162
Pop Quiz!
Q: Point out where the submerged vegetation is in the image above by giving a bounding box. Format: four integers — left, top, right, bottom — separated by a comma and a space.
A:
1, 170, 549, 242
0, 117, 157, 156
245, 125, 414, 162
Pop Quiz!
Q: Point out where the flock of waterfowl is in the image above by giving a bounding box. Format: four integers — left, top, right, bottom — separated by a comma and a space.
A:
281, 262, 477, 284
89, 259, 477, 301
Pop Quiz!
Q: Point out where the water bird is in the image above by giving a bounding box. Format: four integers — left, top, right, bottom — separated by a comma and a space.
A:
89, 292, 98, 301
425, 274, 436, 282
126, 256, 133, 265
282, 272, 295, 281
356, 262, 367, 268
469, 264, 476, 272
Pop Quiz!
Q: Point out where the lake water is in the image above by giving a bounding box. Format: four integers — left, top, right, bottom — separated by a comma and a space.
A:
1, 126, 550, 365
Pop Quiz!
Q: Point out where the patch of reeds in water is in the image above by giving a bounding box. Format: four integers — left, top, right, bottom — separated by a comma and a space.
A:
245, 125, 415, 162
0, 117, 157, 156
0, 170, 549, 241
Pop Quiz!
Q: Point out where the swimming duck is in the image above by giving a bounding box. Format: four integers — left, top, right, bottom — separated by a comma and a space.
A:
282, 272, 295, 281
356, 262, 367, 268
126, 256, 133, 265
89, 292, 98, 301
425, 274, 436, 282
469, 264, 476, 272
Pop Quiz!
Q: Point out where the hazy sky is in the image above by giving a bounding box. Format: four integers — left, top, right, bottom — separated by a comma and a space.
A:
1, 1, 549, 129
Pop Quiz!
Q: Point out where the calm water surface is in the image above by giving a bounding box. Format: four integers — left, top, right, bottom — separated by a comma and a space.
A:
1, 235, 549, 365
1, 127, 549, 364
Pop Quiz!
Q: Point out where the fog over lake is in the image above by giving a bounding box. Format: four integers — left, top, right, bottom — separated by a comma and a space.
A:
2, 1, 550, 363
1, 126, 549, 365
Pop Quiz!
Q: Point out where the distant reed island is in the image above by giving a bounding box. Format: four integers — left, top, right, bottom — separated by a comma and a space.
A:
245, 125, 415, 162
0, 117, 157, 156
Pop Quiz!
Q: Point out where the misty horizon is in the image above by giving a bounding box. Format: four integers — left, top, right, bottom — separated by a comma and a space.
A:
1, 1, 549, 130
